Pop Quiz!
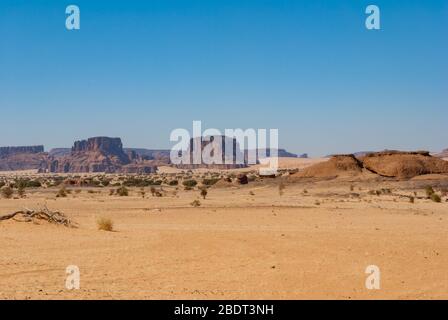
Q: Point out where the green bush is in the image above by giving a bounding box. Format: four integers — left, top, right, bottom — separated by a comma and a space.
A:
117, 186, 129, 197
431, 193, 441, 203
183, 179, 198, 188
202, 178, 219, 186
425, 186, 435, 198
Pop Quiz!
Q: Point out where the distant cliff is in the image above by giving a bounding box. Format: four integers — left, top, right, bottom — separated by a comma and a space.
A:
0, 145, 44, 157
0, 145, 47, 171
40, 137, 157, 174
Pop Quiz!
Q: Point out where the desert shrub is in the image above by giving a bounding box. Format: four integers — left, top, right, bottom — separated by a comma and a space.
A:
440, 187, 448, 197
123, 178, 151, 187
155, 191, 163, 197
200, 188, 208, 199
27, 180, 42, 188
249, 191, 255, 196
17, 184, 26, 198
190, 200, 201, 207
101, 179, 110, 187
56, 187, 67, 198
140, 188, 146, 198
350, 185, 354, 192
169, 180, 179, 186
425, 186, 435, 198
75, 189, 82, 194
1, 186, 13, 199
431, 193, 441, 203
117, 186, 129, 197
153, 180, 163, 185
202, 178, 219, 186
409, 196, 415, 204
109, 189, 115, 196
0, 181, 5, 188
183, 179, 198, 188
97, 217, 114, 232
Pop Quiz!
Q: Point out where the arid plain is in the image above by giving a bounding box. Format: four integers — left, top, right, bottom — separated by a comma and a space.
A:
1, 157, 448, 300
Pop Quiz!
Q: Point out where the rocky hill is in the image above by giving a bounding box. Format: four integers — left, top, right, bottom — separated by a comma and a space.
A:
39, 137, 158, 174
0, 145, 48, 171
292, 151, 448, 180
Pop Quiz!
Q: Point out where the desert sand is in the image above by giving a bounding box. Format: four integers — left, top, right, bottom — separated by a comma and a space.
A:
1, 163, 448, 300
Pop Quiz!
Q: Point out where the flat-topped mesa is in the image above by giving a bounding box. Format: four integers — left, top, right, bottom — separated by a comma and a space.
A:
72, 137, 130, 164
0, 145, 47, 171
174, 136, 247, 169
0, 145, 44, 158
40, 137, 159, 173
72, 137, 124, 154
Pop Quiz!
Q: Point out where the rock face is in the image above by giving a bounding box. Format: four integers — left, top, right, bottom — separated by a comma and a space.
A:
292, 151, 448, 180
254, 149, 298, 158
124, 148, 171, 162
0, 145, 44, 157
174, 136, 247, 169
361, 151, 448, 179
0, 145, 47, 171
294, 154, 363, 179
40, 137, 157, 174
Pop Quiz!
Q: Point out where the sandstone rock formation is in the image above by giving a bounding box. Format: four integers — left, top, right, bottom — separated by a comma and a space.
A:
0, 145, 48, 171
292, 151, 448, 180
174, 136, 247, 169
39, 137, 157, 174
361, 151, 448, 179
293, 154, 363, 179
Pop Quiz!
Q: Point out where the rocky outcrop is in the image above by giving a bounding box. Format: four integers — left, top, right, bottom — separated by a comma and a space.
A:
174, 136, 247, 169
293, 154, 363, 179
40, 137, 157, 174
124, 148, 171, 162
254, 148, 298, 158
361, 151, 448, 179
0, 145, 47, 171
48, 148, 71, 158
0, 145, 44, 157
292, 151, 448, 180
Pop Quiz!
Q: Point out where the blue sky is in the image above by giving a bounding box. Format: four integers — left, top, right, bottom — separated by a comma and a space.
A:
0, 0, 447, 156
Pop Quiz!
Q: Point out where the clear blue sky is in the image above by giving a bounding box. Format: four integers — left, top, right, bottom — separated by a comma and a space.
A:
1, 0, 447, 156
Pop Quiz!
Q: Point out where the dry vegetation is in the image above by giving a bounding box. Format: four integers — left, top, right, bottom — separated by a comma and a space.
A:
1, 157, 448, 299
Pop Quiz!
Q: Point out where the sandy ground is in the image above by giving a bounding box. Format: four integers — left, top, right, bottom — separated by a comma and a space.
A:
1, 175, 448, 300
